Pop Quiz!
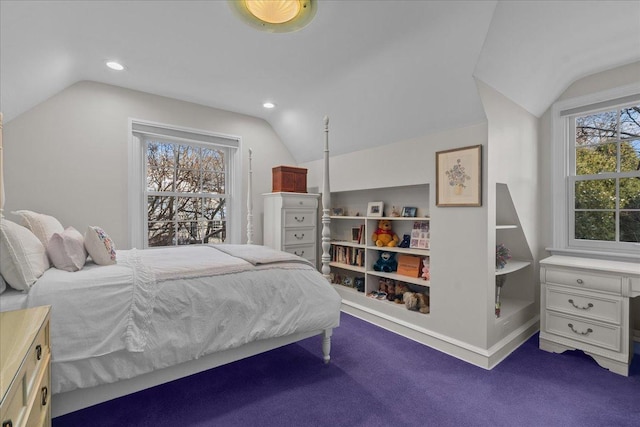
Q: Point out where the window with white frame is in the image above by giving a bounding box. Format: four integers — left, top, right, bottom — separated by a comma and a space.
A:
129, 121, 241, 248
552, 87, 640, 257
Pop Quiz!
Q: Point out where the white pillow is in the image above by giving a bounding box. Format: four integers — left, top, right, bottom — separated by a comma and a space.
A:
48, 226, 88, 272
0, 218, 49, 291
84, 226, 117, 265
13, 210, 64, 251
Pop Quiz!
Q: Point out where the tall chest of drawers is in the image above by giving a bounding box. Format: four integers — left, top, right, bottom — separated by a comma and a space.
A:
539, 256, 639, 376
1, 306, 51, 427
263, 192, 319, 267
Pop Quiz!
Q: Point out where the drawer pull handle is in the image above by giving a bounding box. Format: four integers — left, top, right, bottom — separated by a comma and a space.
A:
36, 344, 42, 360
568, 323, 593, 336
576, 279, 584, 284
294, 216, 305, 222
294, 233, 304, 240
41, 386, 48, 406
568, 299, 593, 310
294, 250, 304, 256
3, 420, 13, 427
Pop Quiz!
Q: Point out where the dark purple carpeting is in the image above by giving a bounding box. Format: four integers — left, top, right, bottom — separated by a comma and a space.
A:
54, 312, 640, 427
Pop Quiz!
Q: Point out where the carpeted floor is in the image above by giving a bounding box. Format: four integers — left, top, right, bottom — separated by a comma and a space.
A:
54, 312, 640, 427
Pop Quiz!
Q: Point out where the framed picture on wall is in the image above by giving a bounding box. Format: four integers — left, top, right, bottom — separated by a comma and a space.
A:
436, 144, 482, 207
367, 201, 384, 217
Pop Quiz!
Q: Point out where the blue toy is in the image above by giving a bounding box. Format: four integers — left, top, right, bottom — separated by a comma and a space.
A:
373, 251, 397, 272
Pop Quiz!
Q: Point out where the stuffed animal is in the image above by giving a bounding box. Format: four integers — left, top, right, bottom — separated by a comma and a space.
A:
398, 234, 411, 248
373, 251, 397, 272
393, 282, 410, 303
371, 220, 399, 247
404, 292, 430, 314
421, 258, 430, 281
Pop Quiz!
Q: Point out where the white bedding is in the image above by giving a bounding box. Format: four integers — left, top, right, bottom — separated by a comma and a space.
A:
0, 287, 29, 311
22, 244, 341, 394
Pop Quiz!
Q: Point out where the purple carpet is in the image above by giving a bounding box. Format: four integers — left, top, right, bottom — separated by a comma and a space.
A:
54, 312, 640, 427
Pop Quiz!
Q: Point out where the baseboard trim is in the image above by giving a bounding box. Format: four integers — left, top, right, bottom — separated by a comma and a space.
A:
340, 300, 539, 370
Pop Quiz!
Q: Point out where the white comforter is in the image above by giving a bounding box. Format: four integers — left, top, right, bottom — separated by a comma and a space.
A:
25, 245, 341, 393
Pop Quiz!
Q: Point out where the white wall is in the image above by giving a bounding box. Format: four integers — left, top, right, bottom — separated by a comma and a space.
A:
302, 122, 492, 347
3, 81, 295, 248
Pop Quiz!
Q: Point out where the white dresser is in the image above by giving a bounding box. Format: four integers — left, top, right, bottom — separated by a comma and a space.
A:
539, 255, 639, 376
1, 306, 52, 427
263, 192, 319, 267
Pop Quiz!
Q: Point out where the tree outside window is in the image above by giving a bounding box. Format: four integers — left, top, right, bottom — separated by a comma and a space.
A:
573, 105, 640, 244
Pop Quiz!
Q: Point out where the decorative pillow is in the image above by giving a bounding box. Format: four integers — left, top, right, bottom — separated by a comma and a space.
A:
84, 226, 117, 265
0, 218, 49, 291
13, 210, 64, 251
48, 226, 88, 272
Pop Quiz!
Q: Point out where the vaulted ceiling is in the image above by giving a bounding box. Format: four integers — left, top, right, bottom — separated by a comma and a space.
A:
1, 1, 639, 162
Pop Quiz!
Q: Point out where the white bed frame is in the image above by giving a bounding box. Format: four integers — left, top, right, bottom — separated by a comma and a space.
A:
42, 117, 335, 417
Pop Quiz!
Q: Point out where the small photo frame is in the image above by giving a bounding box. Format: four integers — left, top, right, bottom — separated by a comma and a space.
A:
401, 206, 417, 217
436, 144, 482, 207
332, 207, 344, 216
367, 201, 384, 217
351, 227, 361, 242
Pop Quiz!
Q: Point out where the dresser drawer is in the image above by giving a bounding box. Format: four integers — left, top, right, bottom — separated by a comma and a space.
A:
281, 197, 318, 209
24, 323, 49, 399
1, 370, 28, 427
545, 286, 622, 324
545, 269, 622, 294
25, 356, 50, 427
283, 244, 316, 264
284, 228, 315, 245
284, 210, 316, 228
544, 311, 621, 352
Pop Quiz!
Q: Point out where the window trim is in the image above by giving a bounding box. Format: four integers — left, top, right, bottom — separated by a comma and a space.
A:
128, 118, 242, 249
550, 82, 640, 261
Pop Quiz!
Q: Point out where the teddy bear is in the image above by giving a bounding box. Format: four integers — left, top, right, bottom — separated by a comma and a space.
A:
392, 282, 410, 303
421, 258, 430, 281
371, 219, 399, 247
373, 251, 397, 273
404, 291, 430, 314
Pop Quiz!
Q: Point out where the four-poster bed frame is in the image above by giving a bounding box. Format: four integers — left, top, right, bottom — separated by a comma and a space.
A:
0, 113, 338, 417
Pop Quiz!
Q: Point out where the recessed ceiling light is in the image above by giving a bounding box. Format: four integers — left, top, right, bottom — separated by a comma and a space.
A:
106, 61, 125, 71
229, 0, 317, 33
263, 102, 276, 109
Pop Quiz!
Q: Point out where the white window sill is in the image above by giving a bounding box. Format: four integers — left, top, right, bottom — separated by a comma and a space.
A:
545, 247, 640, 264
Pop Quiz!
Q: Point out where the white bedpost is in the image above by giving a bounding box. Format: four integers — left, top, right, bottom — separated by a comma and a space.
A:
321, 116, 331, 280
246, 148, 254, 245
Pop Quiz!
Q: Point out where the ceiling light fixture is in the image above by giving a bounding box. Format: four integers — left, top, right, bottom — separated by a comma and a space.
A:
263, 102, 276, 109
228, 0, 317, 33
106, 61, 125, 71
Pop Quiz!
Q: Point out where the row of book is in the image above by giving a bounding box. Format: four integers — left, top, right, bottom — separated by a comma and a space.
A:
331, 245, 365, 267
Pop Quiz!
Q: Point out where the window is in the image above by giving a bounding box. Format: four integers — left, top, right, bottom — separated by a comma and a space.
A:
551, 86, 640, 257
129, 121, 241, 248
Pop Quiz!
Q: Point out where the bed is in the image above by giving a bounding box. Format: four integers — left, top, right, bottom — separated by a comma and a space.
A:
0, 114, 340, 417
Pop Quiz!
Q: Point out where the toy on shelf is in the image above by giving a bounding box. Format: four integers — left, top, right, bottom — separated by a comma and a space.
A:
404, 291, 430, 314
398, 234, 411, 248
421, 258, 430, 281
373, 251, 397, 272
371, 219, 399, 247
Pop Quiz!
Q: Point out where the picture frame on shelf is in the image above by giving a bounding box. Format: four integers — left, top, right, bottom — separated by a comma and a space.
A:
436, 144, 482, 207
332, 207, 344, 216
367, 201, 384, 217
351, 227, 361, 243
401, 206, 417, 217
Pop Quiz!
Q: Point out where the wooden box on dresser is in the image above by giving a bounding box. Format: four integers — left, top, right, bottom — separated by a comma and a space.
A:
539, 256, 640, 376
263, 192, 320, 267
1, 306, 51, 427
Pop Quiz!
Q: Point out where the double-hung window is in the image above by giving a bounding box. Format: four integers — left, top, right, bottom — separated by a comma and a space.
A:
551, 86, 640, 258
129, 121, 241, 248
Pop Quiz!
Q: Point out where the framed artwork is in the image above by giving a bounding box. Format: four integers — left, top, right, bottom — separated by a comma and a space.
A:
401, 206, 417, 217
436, 144, 482, 207
351, 227, 361, 242
332, 207, 344, 216
367, 201, 384, 217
